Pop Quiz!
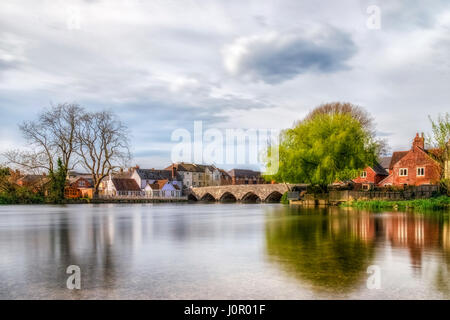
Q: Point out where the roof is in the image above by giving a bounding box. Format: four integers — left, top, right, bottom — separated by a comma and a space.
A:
219, 169, 231, 178
111, 178, 141, 191
146, 179, 177, 190
113, 170, 133, 179
390, 151, 409, 169
70, 176, 94, 187
388, 147, 441, 170
378, 157, 391, 170
165, 163, 204, 173
228, 169, 261, 178
371, 162, 389, 176
135, 168, 174, 180
17, 175, 48, 184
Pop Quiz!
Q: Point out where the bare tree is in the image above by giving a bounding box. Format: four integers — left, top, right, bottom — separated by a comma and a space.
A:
76, 110, 130, 197
3, 103, 83, 173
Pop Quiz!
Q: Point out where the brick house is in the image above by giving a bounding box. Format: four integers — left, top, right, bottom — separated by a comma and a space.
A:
379, 133, 441, 186
228, 169, 266, 185
353, 162, 389, 190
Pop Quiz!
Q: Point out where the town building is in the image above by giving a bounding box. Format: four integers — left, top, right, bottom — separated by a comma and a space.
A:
165, 163, 223, 188
131, 167, 182, 190
353, 162, 389, 190
144, 179, 181, 198
379, 133, 441, 187
16, 174, 49, 193
104, 176, 144, 197
67, 176, 94, 198
227, 169, 266, 185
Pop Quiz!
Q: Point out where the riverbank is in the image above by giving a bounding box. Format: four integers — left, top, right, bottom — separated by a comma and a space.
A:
340, 195, 450, 210
0, 197, 189, 205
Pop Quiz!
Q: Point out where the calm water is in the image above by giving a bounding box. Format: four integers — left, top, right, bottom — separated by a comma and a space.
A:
0, 203, 450, 299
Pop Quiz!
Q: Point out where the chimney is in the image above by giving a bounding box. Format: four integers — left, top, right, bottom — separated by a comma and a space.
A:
120, 168, 124, 173
135, 165, 140, 170
171, 164, 177, 178
412, 132, 424, 150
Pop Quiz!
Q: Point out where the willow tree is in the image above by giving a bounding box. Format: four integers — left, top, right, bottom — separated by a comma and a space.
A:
265, 106, 379, 192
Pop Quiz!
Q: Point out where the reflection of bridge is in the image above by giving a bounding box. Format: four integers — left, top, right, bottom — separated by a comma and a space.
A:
188, 184, 302, 203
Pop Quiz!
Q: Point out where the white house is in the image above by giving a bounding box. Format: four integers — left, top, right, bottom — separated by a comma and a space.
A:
144, 179, 182, 198
131, 167, 183, 190
103, 176, 144, 197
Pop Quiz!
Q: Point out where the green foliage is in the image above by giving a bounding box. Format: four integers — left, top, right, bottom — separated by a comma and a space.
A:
265, 112, 378, 191
428, 113, 450, 195
342, 196, 450, 210
47, 158, 68, 203
280, 192, 289, 204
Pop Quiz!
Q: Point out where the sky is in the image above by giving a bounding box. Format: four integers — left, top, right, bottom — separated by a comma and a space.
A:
1, 0, 449, 170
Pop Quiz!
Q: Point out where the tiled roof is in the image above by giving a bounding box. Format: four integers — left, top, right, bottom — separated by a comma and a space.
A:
135, 168, 174, 180
112, 178, 141, 191
389, 151, 409, 169
228, 169, 261, 178
146, 179, 171, 190
165, 163, 205, 173
378, 157, 391, 170
371, 162, 389, 176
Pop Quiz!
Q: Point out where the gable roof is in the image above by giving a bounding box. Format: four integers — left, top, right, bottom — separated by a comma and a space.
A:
165, 163, 205, 173
378, 157, 391, 171
371, 162, 389, 176
390, 151, 409, 170
70, 177, 94, 187
112, 178, 141, 191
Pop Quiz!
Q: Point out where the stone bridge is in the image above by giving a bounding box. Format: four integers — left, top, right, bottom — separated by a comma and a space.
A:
188, 184, 304, 203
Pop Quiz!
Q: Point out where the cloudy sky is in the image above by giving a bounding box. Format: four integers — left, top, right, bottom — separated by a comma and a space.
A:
1, 0, 449, 169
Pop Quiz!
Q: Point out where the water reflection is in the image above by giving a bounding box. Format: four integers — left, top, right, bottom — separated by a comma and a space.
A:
265, 207, 376, 292
264, 206, 450, 295
0, 204, 450, 299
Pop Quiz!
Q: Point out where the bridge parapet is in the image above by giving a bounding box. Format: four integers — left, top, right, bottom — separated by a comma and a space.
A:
189, 184, 302, 202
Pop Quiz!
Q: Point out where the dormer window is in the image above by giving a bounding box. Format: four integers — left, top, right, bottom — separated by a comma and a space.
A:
417, 167, 425, 176
361, 171, 367, 178
399, 168, 408, 176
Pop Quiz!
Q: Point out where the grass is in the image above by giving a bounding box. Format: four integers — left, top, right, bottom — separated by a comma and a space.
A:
342, 195, 450, 210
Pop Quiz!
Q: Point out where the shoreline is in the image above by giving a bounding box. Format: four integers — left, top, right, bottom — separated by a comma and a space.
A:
339, 195, 450, 210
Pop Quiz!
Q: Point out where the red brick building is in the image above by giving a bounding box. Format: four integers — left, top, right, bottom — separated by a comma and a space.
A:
228, 169, 266, 185
379, 133, 441, 187
353, 162, 389, 189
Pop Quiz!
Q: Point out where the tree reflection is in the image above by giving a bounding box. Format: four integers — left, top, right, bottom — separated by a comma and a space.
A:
265, 207, 376, 293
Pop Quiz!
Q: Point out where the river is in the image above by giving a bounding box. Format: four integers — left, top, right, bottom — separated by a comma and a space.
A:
0, 203, 449, 299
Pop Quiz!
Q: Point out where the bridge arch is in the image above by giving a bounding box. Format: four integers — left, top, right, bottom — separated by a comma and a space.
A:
187, 194, 198, 201
264, 191, 283, 203
241, 192, 261, 203
200, 193, 216, 202
219, 192, 237, 203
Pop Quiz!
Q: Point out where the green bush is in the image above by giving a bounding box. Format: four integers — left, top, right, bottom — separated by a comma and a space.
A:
280, 192, 289, 204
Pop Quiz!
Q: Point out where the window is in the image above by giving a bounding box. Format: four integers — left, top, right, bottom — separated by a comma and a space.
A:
417, 167, 425, 176
361, 171, 367, 178
399, 168, 408, 176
